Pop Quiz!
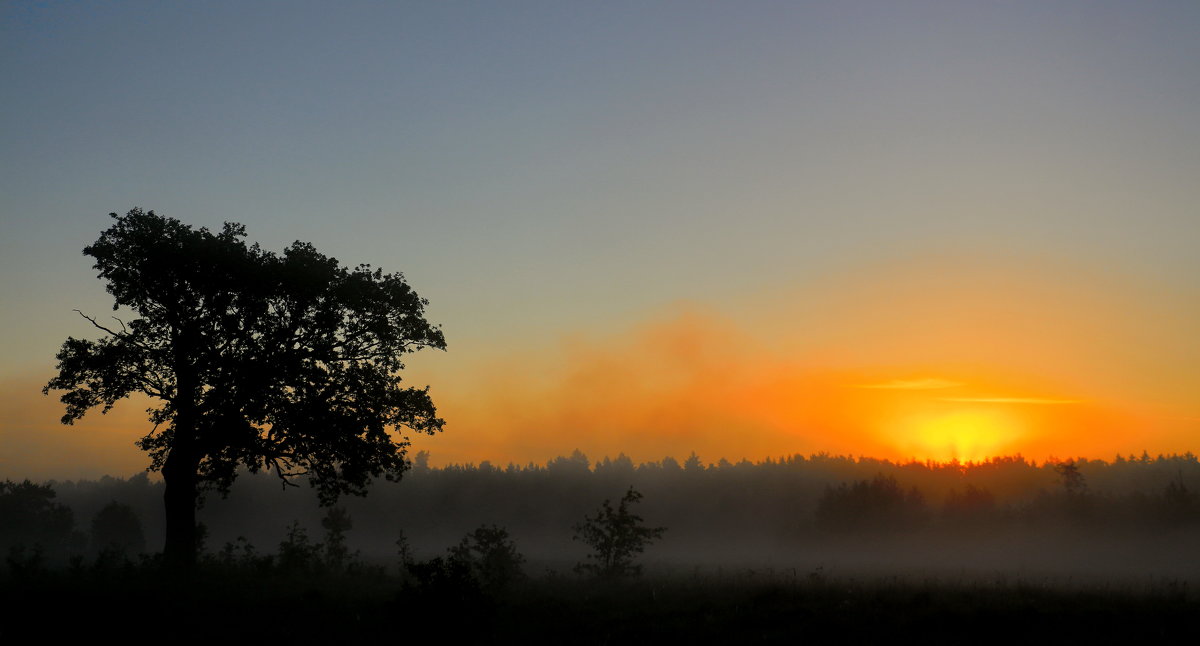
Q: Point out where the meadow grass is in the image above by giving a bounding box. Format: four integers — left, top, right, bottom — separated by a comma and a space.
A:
2, 559, 1194, 643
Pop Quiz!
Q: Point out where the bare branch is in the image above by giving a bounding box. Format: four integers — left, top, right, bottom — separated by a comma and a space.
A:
74, 309, 156, 352
269, 456, 308, 490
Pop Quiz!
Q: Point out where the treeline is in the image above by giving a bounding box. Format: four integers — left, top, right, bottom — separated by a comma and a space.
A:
0, 479, 148, 568
5, 451, 1200, 567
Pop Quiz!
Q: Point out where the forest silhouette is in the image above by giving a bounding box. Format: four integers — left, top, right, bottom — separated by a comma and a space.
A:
6, 450, 1199, 568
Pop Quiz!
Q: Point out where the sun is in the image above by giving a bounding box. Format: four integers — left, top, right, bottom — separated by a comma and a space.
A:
901, 408, 1024, 463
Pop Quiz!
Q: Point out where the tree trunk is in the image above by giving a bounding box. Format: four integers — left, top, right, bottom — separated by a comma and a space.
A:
162, 329, 205, 571
162, 445, 200, 571
163, 351, 201, 571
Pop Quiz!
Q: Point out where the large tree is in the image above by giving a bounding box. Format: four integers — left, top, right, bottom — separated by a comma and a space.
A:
44, 208, 446, 567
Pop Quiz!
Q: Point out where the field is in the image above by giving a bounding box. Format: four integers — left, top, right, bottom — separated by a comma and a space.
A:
5, 456, 1200, 643
3, 564, 1196, 643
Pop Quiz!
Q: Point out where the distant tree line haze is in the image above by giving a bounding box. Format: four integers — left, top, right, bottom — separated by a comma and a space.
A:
5, 451, 1198, 579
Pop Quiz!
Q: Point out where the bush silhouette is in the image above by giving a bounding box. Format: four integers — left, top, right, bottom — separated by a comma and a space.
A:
276, 521, 322, 574
574, 487, 665, 578
0, 480, 79, 565
447, 524, 525, 593
89, 500, 145, 556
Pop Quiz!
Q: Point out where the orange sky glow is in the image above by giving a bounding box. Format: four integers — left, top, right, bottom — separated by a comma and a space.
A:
404, 256, 1199, 469
2, 255, 1196, 480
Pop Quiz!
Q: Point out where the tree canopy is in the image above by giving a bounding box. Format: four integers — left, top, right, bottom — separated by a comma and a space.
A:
44, 208, 446, 565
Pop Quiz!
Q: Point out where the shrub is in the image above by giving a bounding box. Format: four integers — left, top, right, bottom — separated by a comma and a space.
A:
90, 501, 145, 556
448, 524, 525, 593
574, 487, 665, 578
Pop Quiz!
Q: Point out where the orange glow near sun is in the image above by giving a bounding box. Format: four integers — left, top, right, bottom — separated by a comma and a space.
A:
898, 408, 1025, 463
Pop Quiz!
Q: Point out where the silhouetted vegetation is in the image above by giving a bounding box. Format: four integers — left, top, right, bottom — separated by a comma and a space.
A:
0, 479, 80, 566
446, 524, 526, 593
12, 451, 1200, 570
3, 454, 1200, 641
89, 500, 145, 557
941, 484, 996, 526
573, 488, 665, 578
815, 474, 928, 531
42, 209, 446, 567
1054, 459, 1087, 495
1, 543, 1195, 643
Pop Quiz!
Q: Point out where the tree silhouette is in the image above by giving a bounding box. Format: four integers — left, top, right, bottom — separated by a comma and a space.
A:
573, 487, 665, 578
1158, 477, 1199, 526
89, 500, 145, 557
447, 524, 526, 593
0, 480, 78, 563
44, 208, 446, 568
941, 484, 996, 525
319, 506, 357, 571
1054, 460, 1087, 495
815, 474, 928, 531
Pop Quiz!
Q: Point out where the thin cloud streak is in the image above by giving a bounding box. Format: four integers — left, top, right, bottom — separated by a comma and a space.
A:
855, 378, 962, 390
939, 397, 1083, 405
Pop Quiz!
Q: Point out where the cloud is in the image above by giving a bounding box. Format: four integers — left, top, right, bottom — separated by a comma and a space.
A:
938, 397, 1082, 405
415, 304, 878, 466
855, 378, 962, 390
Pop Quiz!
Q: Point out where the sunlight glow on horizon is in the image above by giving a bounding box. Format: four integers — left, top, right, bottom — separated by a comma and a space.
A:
896, 408, 1026, 464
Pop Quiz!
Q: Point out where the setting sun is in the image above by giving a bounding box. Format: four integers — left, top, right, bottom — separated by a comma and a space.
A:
900, 408, 1024, 463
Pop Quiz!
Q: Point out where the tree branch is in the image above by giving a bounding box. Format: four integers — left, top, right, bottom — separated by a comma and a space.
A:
74, 310, 156, 352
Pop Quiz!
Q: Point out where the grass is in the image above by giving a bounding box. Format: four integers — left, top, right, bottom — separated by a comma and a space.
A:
2, 561, 1196, 644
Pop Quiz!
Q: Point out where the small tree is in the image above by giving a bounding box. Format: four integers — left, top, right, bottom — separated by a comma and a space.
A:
573, 487, 665, 578
1054, 460, 1087, 495
90, 501, 146, 556
276, 521, 321, 574
1159, 478, 1199, 526
395, 530, 415, 577
448, 524, 525, 593
320, 506, 356, 571
0, 480, 79, 564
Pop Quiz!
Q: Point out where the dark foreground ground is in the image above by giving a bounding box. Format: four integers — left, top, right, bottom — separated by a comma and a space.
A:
2, 565, 1196, 645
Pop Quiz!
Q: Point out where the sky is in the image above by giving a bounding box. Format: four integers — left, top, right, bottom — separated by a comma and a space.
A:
2, 1, 1199, 480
